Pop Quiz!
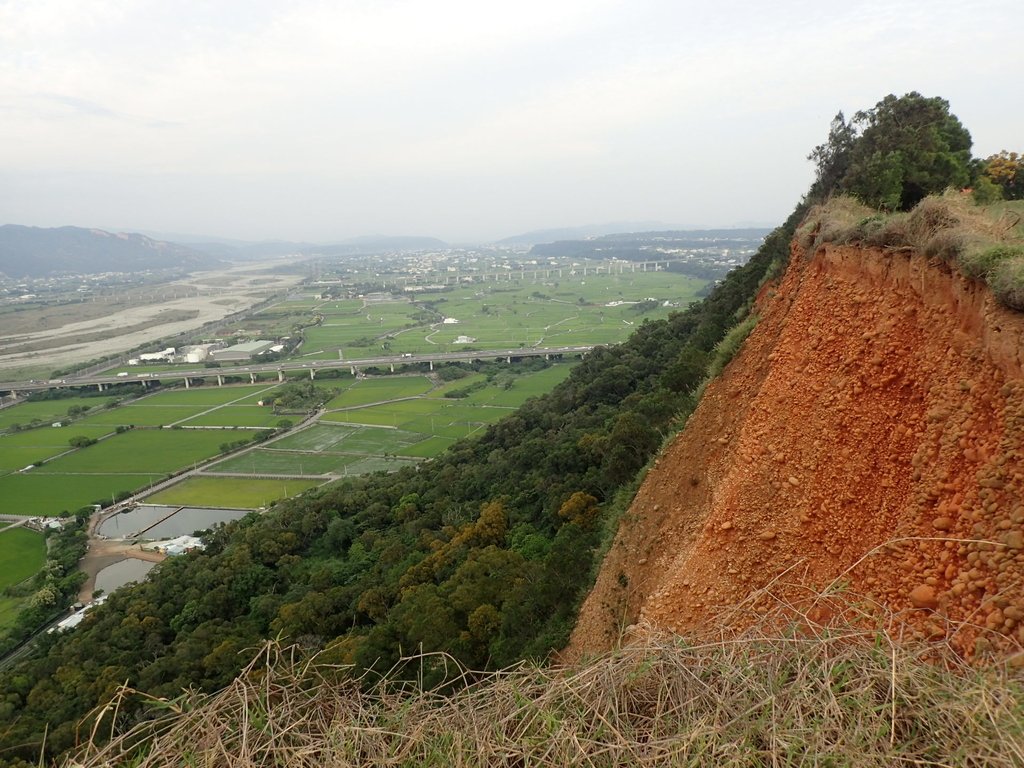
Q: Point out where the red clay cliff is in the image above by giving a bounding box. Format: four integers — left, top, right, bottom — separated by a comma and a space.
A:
571, 241, 1024, 661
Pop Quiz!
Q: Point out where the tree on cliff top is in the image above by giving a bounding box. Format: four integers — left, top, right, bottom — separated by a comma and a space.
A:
809, 92, 973, 211
982, 150, 1024, 200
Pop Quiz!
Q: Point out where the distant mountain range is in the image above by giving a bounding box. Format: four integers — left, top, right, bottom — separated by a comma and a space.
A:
494, 222, 670, 246
0, 225, 220, 279
170, 235, 450, 260
528, 228, 772, 258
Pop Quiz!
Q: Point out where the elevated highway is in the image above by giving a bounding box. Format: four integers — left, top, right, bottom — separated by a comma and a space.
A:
0, 346, 594, 394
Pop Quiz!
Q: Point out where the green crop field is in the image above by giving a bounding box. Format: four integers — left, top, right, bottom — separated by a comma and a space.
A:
146, 476, 321, 508
280, 271, 706, 361
328, 426, 427, 454
137, 385, 274, 406
0, 473, 149, 516
0, 527, 46, 630
0, 445, 68, 472
0, 527, 46, 591
34, 429, 229, 475
0, 397, 118, 431
271, 424, 358, 452
320, 400, 439, 428
181, 407, 283, 428
87, 404, 210, 427
0, 425, 113, 448
0, 425, 114, 471
394, 435, 456, 458
425, 373, 489, 398
325, 376, 435, 409
208, 449, 361, 476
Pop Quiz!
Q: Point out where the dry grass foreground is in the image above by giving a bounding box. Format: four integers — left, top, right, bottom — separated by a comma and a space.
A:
69, 610, 1024, 768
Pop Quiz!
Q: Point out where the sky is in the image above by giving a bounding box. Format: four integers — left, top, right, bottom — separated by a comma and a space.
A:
1, 0, 1022, 244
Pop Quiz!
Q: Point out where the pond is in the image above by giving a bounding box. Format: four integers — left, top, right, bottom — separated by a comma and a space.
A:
97, 505, 250, 539
145, 507, 250, 538
94, 558, 156, 594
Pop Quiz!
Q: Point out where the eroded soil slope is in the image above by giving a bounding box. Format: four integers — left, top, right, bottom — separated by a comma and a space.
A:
572, 243, 1024, 660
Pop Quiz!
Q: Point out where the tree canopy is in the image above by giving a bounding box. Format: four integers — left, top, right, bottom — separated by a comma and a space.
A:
809, 92, 973, 210
982, 151, 1024, 200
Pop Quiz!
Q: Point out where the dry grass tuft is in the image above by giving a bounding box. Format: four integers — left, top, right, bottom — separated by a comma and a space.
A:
67, 616, 1024, 768
799, 193, 1024, 312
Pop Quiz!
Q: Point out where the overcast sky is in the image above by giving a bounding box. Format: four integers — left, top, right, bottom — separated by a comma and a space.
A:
1, 0, 1021, 243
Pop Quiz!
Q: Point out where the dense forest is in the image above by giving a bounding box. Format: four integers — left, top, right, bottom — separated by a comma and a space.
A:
0, 92, 1013, 765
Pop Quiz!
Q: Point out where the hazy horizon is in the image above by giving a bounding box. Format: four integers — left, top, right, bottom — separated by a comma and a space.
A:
2, 0, 1022, 243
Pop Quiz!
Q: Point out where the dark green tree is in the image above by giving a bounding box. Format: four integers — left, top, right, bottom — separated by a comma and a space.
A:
838, 92, 972, 210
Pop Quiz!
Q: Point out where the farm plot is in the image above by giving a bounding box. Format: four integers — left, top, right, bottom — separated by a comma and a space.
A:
325, 376, 434, 409
271, 424, 358, 452
0, 473, 148, 517
402, 404, 514, 438
208, 449, 361, 476
0, 527, 46, 630
181, 406, 283, 428
332, 427, 427, 454
0, 527, 46, 591
392, 435, 456, 458
320, 399, 443, 428
86, 404, 210, 427
33, 429, 229, 475
0, 425, 113, 471
137, 384, 273, 406
462, 365, 575, 407
146, 476, 321, 508
0, 397, 118, 431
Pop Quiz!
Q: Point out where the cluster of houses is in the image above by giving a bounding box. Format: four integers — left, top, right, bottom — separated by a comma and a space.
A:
142, 534, 205, 556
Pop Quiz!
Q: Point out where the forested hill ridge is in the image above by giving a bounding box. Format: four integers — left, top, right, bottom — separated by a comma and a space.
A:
3, 91, 1024, 766
0, 225, 220, 278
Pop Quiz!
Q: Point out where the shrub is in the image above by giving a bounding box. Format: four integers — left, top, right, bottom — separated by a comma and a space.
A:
988, 256, 1024, 310
960, 244, 1024, 280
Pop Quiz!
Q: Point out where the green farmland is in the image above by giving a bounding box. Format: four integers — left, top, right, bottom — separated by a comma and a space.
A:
0, 527, 46, 629
237, 268, 707, 363
146, 476, 321, 508
34, 429, 230, 475
0, 357, 583, 514
0, 425, 113, 472
181, 406, 283, 428
136, 384, 274, 406
0, 473, 149, 517
0, 397, 118, 431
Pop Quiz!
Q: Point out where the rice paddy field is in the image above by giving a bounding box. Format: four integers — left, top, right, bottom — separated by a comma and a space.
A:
33, 429, 229, 475
0, 527, 46, 629
146, 477, 322, 508
0, 332, 582, 514
0, 425, 113, 473
0, 396, 118, 431
0, 472, 149, 516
